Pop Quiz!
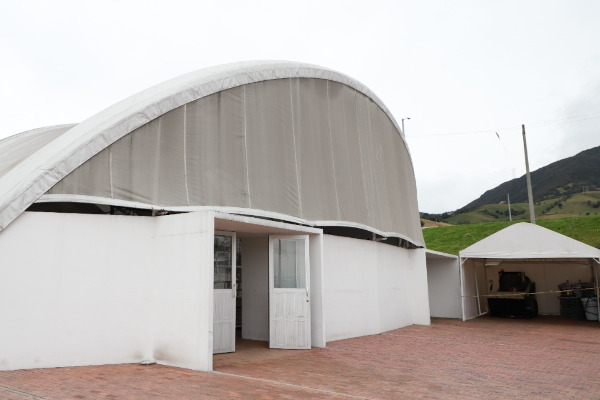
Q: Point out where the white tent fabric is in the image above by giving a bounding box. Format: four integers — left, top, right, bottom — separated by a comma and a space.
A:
0, 124, 75, 178
460, 222, 600, 259
459, 223, 600, 320
0, 61, 424, 246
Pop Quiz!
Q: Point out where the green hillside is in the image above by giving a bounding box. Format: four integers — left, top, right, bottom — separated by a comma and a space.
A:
420, 145, 600, 225
423, 215, 600, 256
434, 190, 600, 225
461, 145, 600, 209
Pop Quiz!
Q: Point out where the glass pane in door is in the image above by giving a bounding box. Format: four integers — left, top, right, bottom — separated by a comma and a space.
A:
273, 238, 305, 288
214, 235, 232, 289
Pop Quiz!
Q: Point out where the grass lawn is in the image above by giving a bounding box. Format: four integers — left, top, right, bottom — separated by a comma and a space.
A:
423, 215, 600, 255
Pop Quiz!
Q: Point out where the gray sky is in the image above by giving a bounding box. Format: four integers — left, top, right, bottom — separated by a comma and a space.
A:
1, 0, 599, 213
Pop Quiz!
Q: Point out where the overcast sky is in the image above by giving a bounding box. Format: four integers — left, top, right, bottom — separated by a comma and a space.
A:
1, 0, 599, 213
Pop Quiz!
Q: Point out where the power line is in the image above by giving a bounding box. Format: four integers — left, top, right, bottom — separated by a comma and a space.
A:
405, 111, 600, 138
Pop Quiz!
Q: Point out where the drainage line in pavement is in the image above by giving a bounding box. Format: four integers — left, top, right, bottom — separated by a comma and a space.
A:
213, 370, 375, 400
462, 287, 599, 298
0, 384, 47, 400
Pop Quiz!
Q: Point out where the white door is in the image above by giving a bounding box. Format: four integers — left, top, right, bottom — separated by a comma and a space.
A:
213, 232, 236, 354
269, 235, 310, 349
460, 258, 484, 321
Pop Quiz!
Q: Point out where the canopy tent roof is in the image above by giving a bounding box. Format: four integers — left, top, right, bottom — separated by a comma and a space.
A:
459, 222, 600, 260
0, 61, 424, 246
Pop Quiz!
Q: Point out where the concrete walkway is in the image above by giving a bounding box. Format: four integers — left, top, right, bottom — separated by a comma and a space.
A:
1, 317, 598, 399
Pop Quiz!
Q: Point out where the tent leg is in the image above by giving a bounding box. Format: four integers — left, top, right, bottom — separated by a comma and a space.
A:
594, 259, 600, 322
483, 262, 490, 314
474, 263, 481, 316
460, 258, 467, 321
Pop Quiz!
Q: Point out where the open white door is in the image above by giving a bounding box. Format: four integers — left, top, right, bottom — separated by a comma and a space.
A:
460, 258, 484, 321
213, 232, 236, 354
269, 235, 311, 349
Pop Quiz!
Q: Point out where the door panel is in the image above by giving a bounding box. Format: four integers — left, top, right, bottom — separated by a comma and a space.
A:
269, 235, 310, 349
461, 259, 483, 321
213, 232, 236, 354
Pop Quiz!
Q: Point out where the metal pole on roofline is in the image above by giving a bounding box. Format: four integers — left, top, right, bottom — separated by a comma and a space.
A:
522, 124, 536, 224
401, 117, 410, 135
507, 193, 512, 222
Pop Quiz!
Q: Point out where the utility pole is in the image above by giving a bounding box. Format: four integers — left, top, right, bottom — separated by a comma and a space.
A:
507, 193, 512, 222
522, 124, 536, 224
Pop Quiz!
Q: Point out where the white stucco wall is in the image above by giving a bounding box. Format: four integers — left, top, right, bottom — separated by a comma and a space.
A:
408, 248, 432, 325
151, 212, 214, 371
323, 235, 430, 342
309, 233, 326, 348
0, 211, 214, 371
426, 256, 462, 319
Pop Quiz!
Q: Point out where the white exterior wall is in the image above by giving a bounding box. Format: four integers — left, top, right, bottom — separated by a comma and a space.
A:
0, 211, 214, 371
427, 256, 462, 319
408, 248, 432, 325
309, 233, 326, 347
151, 212, 214, 371
323, 235, 429, 342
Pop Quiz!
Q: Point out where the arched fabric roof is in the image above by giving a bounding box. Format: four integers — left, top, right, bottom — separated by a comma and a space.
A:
0, 124, 76, 178
0, 61, 424, 246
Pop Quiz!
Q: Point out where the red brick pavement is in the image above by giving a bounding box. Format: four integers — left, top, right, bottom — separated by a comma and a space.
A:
0, 316, 598, 399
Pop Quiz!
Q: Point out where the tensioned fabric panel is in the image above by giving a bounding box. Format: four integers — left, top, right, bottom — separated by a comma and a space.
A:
47, 78, 424, 245
327, 82, 369, 226
111, 119, 161, 203
244, 80, 300, 216
356, 97, 390, 231
186, 87, 248, 208
291, 78, 338, 220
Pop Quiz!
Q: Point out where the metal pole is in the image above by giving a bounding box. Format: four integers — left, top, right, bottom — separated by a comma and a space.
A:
474, 264, 481, 316
594, 259, 599, 321
507, 193, 512, 222
401, 117, 410, 135
460, 258, 467, 321
522, 124, 536, 224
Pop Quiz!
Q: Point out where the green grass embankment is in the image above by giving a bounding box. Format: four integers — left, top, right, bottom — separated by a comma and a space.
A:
423, 215, 600, 256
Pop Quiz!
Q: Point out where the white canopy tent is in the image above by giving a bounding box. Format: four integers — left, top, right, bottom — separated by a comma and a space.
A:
460, 223, 600, 321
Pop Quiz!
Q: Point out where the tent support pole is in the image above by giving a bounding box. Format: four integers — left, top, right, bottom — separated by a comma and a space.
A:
483, 261, 489, 314
459, 258, 468, 321
594, 259, 600, 322
474, 262, 481, 316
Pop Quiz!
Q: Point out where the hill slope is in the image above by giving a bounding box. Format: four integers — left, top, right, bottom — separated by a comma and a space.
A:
460, 145, 600, 212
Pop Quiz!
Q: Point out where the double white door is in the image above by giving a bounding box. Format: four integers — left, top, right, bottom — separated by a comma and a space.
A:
212, 233, 311, 353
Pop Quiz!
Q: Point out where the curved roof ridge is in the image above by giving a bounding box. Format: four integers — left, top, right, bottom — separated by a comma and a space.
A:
0, 124, 77, 180
0, 61, 408, 232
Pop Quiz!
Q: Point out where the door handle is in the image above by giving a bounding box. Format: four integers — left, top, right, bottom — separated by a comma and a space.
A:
232, 283, 236, 298
306, 286, 310, 302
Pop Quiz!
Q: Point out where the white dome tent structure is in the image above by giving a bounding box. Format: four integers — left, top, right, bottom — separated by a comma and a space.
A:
460, 222, 600, 321
0, 61, 430, 372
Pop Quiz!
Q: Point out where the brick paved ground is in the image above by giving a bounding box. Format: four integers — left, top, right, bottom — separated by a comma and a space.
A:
0, 316, 598, 399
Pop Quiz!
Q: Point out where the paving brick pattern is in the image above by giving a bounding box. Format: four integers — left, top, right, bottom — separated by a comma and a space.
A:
0, 316, 598, 399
